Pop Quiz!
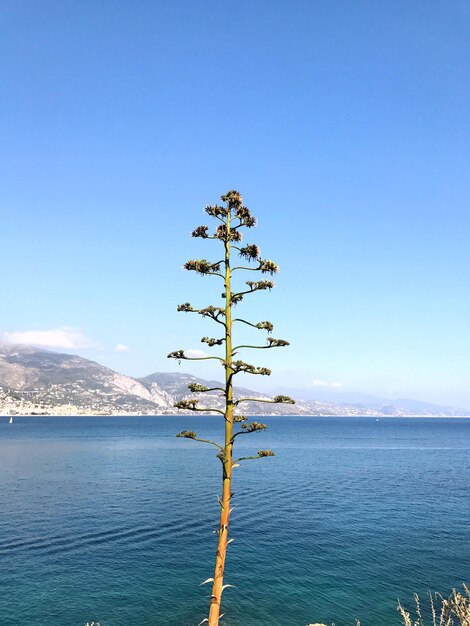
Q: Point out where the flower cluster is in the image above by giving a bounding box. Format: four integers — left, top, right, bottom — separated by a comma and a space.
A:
174, 399, 199, 410
267, 338, 290, 347
199, 305, 225, 319
239, 244, 260, 261
215, 224, 242, 242
223, 292, 243, 305
205, 204, 229, 219
212, 190, 257, 226
255, 321, 274, 332
235, 204, 256, 227
240, 421, 267, 433
191, 225, 209, 238
201, 336, 224, 347
221, 190, 243, 209
184, 259, 221, 275
188, 383, 209, 392
241, 214, 256, 228
257, 450, 275, 457
246, 280, 274, 291
176, 430, 197, 439
177, 302, 194, 312
258, 259, 279, 275
168, 350, 185, 360
273, 395, 295, 404
232, 360, 271, 376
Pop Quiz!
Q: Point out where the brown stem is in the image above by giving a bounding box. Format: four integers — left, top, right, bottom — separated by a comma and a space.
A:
208, 455, 232, 625
208, 211, 234, 626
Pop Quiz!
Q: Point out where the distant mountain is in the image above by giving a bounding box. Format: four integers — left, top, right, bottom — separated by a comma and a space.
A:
0, 344, 172, 414
139, 372, 224, 398
0, 344, 468, 417
138, 371, 305, 416
276, 385, 470, 417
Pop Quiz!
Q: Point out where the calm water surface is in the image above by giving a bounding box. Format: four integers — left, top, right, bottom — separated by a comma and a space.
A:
0, 416, 469, 626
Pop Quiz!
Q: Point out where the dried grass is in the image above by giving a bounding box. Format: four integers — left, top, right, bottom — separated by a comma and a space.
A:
398, 585, 470, 626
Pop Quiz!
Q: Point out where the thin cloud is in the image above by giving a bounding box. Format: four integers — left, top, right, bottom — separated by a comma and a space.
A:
115, 343, 129, 353
2, 327, 98, 349
184, 349, 208, 358
313, 379, 343, 389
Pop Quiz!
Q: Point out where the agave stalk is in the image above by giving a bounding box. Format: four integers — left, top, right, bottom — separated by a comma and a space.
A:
168, 190, 294, 626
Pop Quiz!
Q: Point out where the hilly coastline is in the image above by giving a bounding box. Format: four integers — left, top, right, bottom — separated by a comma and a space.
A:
0, 344, 468, 417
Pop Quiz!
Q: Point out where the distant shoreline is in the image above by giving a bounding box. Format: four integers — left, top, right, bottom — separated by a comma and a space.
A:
4, 413, 470, 419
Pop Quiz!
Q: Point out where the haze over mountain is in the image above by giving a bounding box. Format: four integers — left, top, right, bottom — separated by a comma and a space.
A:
0, 344, 468, 417
275, 385, 470, 416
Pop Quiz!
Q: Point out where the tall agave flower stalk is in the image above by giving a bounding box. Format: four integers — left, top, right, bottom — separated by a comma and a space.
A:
168, 190, 294, 626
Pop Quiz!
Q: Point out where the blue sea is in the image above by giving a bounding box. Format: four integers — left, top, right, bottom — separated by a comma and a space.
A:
1, 416, 469, 626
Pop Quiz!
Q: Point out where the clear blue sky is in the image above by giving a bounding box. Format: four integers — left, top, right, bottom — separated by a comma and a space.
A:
1, 1, 469, 407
